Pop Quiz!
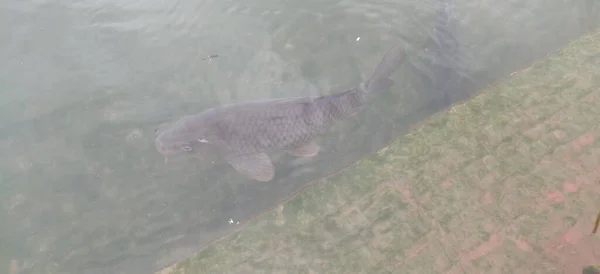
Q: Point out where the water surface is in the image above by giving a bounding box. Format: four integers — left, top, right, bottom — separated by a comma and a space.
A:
0, 0, 599, 273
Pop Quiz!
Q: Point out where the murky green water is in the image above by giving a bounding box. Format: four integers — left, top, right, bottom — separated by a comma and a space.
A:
0, 0, 598, 273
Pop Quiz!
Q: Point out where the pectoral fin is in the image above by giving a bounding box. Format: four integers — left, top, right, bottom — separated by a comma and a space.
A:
226, 153, 275, 182
286, 140, 319, 157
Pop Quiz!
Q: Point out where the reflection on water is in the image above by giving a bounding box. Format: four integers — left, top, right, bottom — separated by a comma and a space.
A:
0, 0, 599, 273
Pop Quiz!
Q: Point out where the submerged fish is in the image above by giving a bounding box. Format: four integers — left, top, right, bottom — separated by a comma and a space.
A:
155, 43, 406, 181
418, 0, 472, 102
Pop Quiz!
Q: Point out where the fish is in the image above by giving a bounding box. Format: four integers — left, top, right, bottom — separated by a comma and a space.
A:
155, 42, 406, 182
417, 0, 472, 102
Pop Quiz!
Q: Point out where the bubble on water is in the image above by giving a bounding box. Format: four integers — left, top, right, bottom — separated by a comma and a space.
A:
126, 128, 144, 143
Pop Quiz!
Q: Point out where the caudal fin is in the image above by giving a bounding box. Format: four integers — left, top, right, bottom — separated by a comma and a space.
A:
362, 42, 406, 93
419, 0, 474, 103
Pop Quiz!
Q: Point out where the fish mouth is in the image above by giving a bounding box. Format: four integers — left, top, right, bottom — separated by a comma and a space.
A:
154, 137, 170, 157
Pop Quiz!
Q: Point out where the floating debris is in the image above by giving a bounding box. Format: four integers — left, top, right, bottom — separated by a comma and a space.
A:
201, 54, 219, 62
228, 218, 239, 225
9, 259, 18, 274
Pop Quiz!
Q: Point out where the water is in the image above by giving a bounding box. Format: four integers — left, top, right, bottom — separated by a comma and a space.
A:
0, 0, 598, 273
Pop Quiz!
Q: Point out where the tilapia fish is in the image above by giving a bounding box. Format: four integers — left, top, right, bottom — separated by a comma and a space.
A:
155, 43, 406, 181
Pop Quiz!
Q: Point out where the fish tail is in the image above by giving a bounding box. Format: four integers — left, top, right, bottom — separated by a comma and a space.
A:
315, 42, 406, 122
433, 0, 458, 60
361, 42, 406, 94
436, 0, 455, 34
429, 0, 476, 101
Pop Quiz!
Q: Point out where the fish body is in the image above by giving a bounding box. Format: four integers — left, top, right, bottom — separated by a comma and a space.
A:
419, 0, 471, 101
155, 43, 406, 181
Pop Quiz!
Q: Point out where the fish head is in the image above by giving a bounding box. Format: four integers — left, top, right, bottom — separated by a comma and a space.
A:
155, 130, 194, 158
154, 115, 216, 159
